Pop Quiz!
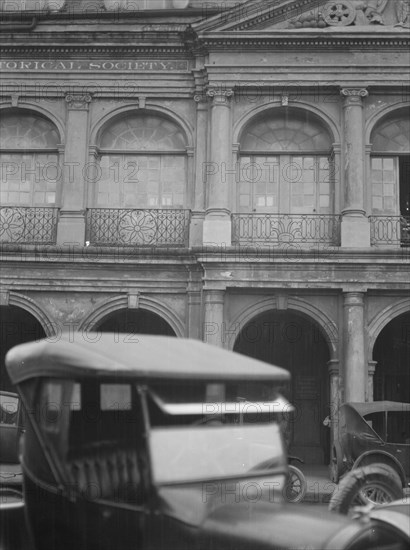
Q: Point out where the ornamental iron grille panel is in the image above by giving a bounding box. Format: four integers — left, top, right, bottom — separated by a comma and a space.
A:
0, 207, 59, 244
86, 208, 190, 247
231, 214, 341, 246
369, 216, 410, 247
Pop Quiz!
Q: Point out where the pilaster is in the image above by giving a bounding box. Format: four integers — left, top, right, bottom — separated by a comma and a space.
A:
340, 88, 370, 248
57, 93, 92, 245
203, 88, 234, 246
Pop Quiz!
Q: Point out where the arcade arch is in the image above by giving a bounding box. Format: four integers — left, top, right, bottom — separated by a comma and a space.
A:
94, 308, 177, 337
233, 308, 332, 465
0, 304, 47, 391
372, 311, 410, 403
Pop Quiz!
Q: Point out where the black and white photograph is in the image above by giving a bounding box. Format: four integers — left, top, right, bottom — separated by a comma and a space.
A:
0, 1, 409, 549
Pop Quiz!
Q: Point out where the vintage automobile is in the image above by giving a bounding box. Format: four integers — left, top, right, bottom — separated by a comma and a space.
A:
329, 401, 410, 513
330, 401, 410, 487
4, 334, 410, 550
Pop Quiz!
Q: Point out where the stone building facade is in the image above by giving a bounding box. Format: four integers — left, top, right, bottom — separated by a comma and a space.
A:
1, 0, 409, 464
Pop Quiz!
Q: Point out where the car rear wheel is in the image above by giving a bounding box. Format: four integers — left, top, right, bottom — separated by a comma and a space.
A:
283, 465, 307, 503
328, 463, 403, 515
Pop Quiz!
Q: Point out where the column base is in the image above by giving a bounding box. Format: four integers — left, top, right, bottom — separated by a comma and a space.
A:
341, 216, 370, 248
203, 211, 231, 246
56, 210, 86, 246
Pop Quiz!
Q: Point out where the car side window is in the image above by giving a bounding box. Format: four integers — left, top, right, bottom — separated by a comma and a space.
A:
0, 393, 19, 425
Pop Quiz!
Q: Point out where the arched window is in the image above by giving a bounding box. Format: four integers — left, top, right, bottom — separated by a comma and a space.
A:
238, 109, 333, 214
96, 114, 187, 209
0, 111, 60, 206
370, 110, 410, 217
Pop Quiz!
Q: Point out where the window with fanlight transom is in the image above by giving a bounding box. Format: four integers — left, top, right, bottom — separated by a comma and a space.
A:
238, 109, 334, 215
96, 114, 187, 209
0, 111, 61, 206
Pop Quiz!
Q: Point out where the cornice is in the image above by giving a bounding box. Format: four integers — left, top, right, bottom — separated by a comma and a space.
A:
0, 45, 190, 57
196, 31, 410, 51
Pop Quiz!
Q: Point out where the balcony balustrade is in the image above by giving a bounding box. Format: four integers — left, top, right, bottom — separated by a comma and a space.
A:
86, 208, 191, 247
231, 213, 341, 246
0, 206, 59, 244
369, 216, 410, 247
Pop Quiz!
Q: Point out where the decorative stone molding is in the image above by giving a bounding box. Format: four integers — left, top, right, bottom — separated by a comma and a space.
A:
0, 290, 10, 306
65, 93, 92, 110
194, 93, 208, 104
341, 88, 369, 106
206, 88, 234, 105
11, 93, 19, 107
128, 292, 140, 310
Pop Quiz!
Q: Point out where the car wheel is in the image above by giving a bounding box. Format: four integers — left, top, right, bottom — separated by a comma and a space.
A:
328, 463, 403, 515
283, 465, 307, 503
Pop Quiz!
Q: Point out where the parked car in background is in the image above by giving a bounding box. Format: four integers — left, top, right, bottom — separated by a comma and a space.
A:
330, 402, 410, 484
329, 401, 410, 512
4, 334, 410, 550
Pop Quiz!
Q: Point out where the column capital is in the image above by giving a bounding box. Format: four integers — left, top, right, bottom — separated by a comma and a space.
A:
340, 88, 369, 106
206, 87, 234, 105
65, 93, 92, 110
343, 291, 365, 307
327, 359, 340, 377
368, 360, 377, 375
204, 289, 225, 305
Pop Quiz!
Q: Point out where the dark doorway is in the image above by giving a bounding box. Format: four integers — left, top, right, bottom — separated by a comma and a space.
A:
373, 312, 410, 402
96, 309, 176, 337
0, 306, 46, 391
234, 310, 331, 464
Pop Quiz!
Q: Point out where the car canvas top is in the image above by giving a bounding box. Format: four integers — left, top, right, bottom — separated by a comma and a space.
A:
344, 402, 410, 415
5, 333, 290, 384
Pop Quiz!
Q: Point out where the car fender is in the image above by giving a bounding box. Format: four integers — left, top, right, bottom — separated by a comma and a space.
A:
353, 451, 406, 486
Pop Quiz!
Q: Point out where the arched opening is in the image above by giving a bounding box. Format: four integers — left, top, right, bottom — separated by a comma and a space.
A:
373, 311, 410, 402
238, 107, 334, 215
0, 305, 46, 391
0, 109, 61, 244
370, 108, 410, 244
95, 309, 176, 337
95, 112, 187, 210
234, 309, 331, 464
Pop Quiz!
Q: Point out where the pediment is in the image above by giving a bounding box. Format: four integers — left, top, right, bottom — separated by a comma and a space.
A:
193, 0, 410, 33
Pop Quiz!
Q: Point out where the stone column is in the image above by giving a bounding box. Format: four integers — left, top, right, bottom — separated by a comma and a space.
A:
190, 95, 208, 246
203, 89, 234, 246
340, 88, 370, 247
203, 290, 225, 347
203, 289, 226, 401
367, 360, 377, 402
56, 93, 92, 245
343, 292, 366, 402
327, 360, 340, 447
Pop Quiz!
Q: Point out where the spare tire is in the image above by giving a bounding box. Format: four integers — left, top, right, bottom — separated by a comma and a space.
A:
328, 463, 403, 515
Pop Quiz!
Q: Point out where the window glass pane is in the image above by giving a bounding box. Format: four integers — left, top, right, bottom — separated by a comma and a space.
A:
100, 114, 186, 151
101, 384, 131, 411
372, 158, 383, 170
0, 153, 58, 206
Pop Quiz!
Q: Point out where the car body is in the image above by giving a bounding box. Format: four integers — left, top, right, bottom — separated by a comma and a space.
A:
4, 333, 410, 550
367, 498, 410, 541
331, 401, 410, 486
